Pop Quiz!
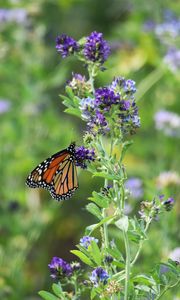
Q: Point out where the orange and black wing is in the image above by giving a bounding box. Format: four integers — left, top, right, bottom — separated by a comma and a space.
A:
26, 143, 78, 200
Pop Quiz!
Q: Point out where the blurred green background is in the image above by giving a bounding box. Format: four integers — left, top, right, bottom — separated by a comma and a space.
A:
0, 0, 179, 299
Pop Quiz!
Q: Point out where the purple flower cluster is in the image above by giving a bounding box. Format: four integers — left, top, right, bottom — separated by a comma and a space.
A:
0, 8, 27, 24
48, 257, 72, 279
125, 178, 143, 199
154, 110, 180, 137
163, 47, 180, 73
111, 77, 137, 99
80, 76, 140, 136
145, 11, 180, 44
90, 267, 109, 287
56, 34, 79, 58
80, 236, 98, 249
75, 146, 95, 169
84, 31, 110, 65
56, 31, 110, 66
95, 87, 120, 108
154, 12, 180, 43
144, 11, 180, 72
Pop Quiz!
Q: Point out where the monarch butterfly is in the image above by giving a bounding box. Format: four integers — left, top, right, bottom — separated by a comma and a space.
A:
26, 143, 78, 201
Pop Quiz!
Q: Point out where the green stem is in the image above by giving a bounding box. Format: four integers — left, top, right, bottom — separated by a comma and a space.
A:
155, 279, 180, 300
131, 219, 151, 266
88, 66, 95, 94
121, 183, 125, 212
123, 230, 130, 300
103, 178, 109, 249
114, 180, 121, 215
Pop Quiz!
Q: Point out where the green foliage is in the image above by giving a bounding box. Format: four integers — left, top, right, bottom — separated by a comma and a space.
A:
0, 0, 180, 299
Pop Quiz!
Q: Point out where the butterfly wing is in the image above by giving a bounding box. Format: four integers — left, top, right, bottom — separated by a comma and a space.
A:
26, 144, 78, 200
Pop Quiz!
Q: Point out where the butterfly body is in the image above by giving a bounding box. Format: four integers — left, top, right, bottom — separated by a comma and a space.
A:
26, 143, 78, 201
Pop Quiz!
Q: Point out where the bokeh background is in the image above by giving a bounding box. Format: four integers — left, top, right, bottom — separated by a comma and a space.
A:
0, 0, 180, 299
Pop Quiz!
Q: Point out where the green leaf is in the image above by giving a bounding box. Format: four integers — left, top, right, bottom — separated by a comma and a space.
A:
87, 164, 97, 174
89, 240, 101, 265
91, 288, 97, 300
64, 107, 81, 117
73, 96, 81, 106
93, 172, 120, 180
65, 86, 74, 98
85, 215, 115, 235
135, 285, 151, 292
52, 283, 63, 297
77, 244, 90, 256
71, 250, 94, 266
120, 141, 133, 163
86, 203, 102, 220
133, 275, 156, 286
106, 247, 124, 261
89, 191, 109, 208
112, 261, 125, 268
38, 291, 59, 300
128, 230, 141, 243
60, 95, 72, 107
115, 216, 129, 232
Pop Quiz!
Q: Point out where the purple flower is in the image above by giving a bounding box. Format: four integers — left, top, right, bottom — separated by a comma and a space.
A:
95, 87, 120, 108
169, 247, 180, 263
48, 257, 72, 279
154, 12, 180, 43
154, 110, 180, 137
94, 110, 109, 129
110, 77, 136, 100
0, 8, 27, 24
131, 102, 141, 128
84, 31, 110, 64
119, 100, 131, 111
75, 146, 95, 169
0, 100, 11, 113
80, 97, 95, 120
80, 236, 98, 248
90, 267, 109, 286
125, 178, 143, 199
56, 34, 79, 58
118, 101, 140, 135
164, 47, 180, 73
163, 197, 175, 211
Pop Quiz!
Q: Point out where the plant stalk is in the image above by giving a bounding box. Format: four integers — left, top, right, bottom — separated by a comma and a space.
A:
103, 178, 109, 249
123, 230, 130, 300
131, 218, 151, 266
